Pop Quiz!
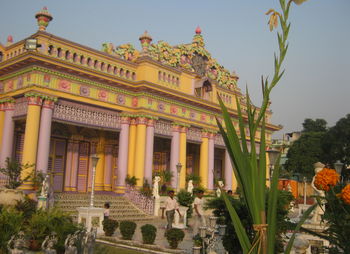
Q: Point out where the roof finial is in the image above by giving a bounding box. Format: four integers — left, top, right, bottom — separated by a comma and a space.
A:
195, 26, 202, 35
35, 6, 53, 31
6, 35, 13, 46
139, 30, 153, 56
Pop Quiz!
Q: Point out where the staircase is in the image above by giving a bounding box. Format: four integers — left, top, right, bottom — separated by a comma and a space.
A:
54, 193, 154, 221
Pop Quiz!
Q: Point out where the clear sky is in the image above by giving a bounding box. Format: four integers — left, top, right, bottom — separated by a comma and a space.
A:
1, 0, 349, 138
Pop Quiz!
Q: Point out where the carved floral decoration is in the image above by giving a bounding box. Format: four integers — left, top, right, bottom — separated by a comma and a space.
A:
102, 28, 239, 90
58, 80, 71, 91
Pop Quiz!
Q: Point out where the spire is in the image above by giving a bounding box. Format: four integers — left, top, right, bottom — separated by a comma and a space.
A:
192, 26, 205, 47
35, 6, 53, 31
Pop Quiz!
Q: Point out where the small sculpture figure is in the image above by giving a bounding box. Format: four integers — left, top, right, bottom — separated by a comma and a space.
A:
152, 176, 161, 199
216, 181, 224, 197
41, 174, 49, 198
187, 180, 194, 195
311, 162, 326, 223
83, 228, 97, 254
42, 232, 58, 254
64, 233, 78, 254
7, 231, 27, 254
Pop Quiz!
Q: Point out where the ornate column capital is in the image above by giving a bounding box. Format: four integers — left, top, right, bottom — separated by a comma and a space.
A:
172, 122, 190, 133
147, 118, 156, 127
42, 98, 56, 109
0, 98, 15, 110
201, 131, 209, 138
25, 93, 43, 106
180, 126, 188, 133
121, 116, 131, 124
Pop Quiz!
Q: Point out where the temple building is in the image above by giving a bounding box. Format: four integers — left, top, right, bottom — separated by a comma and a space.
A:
0, 7, 279, 194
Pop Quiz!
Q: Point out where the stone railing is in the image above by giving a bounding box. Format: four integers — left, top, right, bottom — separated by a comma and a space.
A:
124, 184, 154, 215
0, 175, 9, 188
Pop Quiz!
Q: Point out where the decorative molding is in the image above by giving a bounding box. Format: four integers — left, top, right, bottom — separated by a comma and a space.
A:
187, 127, 202, 142
53, 100, 121, 130
14, 97, 28, 117
154, 120, 172, 137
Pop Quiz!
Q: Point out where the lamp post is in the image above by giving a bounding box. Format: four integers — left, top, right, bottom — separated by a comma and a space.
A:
176, 162, 182, 193
334, 160, 344, 183
90, 154, 100, 207
266, 148, 280, 183
303, 176, 307, 206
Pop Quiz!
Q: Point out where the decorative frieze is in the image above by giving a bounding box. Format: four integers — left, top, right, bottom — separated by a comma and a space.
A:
187, 127, 201, 142
154, 120, 172, 137
53, 100, 121, 130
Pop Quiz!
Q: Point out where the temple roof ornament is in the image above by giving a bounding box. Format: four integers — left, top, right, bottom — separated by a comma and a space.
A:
35, 6, 53, 31
102, 27, 239, 91
6, 35, 13, 46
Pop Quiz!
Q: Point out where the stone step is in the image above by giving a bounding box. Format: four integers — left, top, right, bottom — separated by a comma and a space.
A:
54, 193, 154, 222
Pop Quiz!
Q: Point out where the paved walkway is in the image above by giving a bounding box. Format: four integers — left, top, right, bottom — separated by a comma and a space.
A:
107, 216, 199, 254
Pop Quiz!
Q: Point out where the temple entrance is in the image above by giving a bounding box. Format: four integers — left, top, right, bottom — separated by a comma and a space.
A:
153, 136, 171, 174
214, 148, 225, 185
187, 142, 200, 185
48, 138, 67, 192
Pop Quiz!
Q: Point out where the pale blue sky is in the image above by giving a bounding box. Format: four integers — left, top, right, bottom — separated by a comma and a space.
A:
1, 0, 349, 138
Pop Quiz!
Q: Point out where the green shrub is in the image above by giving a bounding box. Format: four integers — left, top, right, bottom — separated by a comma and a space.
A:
0, 207, 24, 254
103, 219, 119, 236
140, 224, 157, 244
125, 175, 138, 186
165, 228, 185, 249
119, 221, 137, 240
176, 189, 194, 220
15, 196, 37, 220
26, 208, 80, 252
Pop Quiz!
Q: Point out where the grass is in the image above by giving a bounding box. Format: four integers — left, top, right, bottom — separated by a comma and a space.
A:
94, 243, 145, 254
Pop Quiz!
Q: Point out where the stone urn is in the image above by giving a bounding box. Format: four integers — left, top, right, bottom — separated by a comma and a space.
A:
173, 205, 189, 229
0, 188, 24, 206
293, 234, 310, 254
192, 246, 201, 254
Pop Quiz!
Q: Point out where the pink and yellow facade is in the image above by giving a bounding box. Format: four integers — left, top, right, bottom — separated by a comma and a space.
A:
0, 8, 279, 193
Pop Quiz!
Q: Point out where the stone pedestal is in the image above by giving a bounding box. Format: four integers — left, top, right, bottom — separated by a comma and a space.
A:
37, 195, 47, 210
77, 207, 104, 235
0, 188, 24, 206
154, 197, 160, 216
173, 206, 189, 229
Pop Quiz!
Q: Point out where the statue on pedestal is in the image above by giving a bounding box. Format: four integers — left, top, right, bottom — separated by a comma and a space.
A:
38, 174, 50, 210
83, 228, 96, 254
216, 181, 224, 197
152, 176, 161, 199
64, 233, 78, 254
42, 232, 58, 254
7, 231, 27, 254
187, 180, 193, 195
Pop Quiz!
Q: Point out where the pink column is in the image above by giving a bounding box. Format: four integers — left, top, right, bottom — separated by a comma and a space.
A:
36, 99, 55, 174
0, 101, 15, 167
104, 145, 113, 191
170, 125, 180, 189
225, 149, 233, 190
69, 141, 80, 192
144, 118, 155, 186
208, 133, 215, 190
116, 117, 130, 191
64, 141, 74, 191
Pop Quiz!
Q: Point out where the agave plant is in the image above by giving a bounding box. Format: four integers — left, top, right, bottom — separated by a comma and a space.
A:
216, 0, 316, 253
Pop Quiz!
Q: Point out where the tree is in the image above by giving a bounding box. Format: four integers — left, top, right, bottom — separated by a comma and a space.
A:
321, 114, 350, 167
285, 118, 328, 179
302, 118, 327, 133
0, 158, 33, 189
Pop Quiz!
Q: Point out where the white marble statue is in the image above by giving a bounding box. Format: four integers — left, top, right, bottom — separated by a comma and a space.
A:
187, 180, 194, 195
41, 232, 58, 254
7, 231, 26, 254
216, 181, 224, 197
152, 176, 161, 199
311, 162, 325, 223
41, 174, 49, 198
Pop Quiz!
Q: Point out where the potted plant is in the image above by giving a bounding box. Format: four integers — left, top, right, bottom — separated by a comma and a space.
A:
140, 224, 157, 244
192, 234, 202, 254
102, 219, 119, 236
0, 158, 33, 206
119, 221, 137, 240
165, 228, 185, 249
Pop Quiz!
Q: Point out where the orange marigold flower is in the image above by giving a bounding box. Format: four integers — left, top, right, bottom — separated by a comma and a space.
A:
340, 184, 350, 205
314, 168, 339, 191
